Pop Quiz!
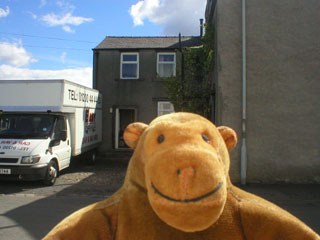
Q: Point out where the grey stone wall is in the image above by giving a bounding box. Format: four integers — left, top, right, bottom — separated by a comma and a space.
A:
213, 0, 320, 183
94, 49, 176, 152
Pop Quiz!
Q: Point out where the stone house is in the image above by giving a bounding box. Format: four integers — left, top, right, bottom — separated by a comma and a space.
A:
93, 36, 202, 152
205, 0, 320, 183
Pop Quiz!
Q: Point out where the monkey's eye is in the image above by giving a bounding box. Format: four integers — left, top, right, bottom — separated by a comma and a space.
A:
202, 133, 210, 143
157, 134, 165, 144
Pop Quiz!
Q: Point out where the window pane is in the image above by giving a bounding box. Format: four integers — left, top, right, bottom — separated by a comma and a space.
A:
55, 117, 66, 133
122, 63, 137, 78
123, 54, 137, 61
159, 54, 174, 62
158, 102, 174, 116
162, 103, 172, 110
158, 63, 174, 77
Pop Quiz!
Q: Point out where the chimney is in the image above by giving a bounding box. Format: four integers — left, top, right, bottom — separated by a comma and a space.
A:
200, 18, 204, 37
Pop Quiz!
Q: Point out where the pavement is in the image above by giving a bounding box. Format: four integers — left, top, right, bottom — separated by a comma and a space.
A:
0, 157, 319, 239
240, 184, 320, 234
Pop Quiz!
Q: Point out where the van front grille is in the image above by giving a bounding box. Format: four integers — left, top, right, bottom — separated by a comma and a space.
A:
0, 158, 19, 163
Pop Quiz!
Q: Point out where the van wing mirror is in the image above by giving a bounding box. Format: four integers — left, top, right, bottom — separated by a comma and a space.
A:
53, 130, 67, 142
49, 139, 60, 147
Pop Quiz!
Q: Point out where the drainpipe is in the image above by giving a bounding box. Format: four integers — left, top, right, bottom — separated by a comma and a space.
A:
179, 33, 185, 109
240, 0, 247, 185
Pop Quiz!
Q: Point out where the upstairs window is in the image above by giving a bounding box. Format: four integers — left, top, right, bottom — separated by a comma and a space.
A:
158, 101, 175, 116
157, 53, 176, 78
121, 53, 139, 79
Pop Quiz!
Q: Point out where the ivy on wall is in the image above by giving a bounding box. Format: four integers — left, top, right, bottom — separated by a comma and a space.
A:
161, 24, 214, 119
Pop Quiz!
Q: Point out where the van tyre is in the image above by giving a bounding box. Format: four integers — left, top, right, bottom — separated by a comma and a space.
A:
43, 160, 58, 186
86, 150, 97, 165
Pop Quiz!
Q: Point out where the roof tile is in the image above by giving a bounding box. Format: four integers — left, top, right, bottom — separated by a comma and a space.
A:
94, 36, 202, 50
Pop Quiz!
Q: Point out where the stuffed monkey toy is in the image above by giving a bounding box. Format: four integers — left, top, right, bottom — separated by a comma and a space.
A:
44, 112, 319, 240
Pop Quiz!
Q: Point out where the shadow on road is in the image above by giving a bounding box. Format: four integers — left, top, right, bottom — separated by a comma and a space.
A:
1, 156, 319, 239
240, 183, 320, 234
0, 181, 47, 195
1, 156, 130, 239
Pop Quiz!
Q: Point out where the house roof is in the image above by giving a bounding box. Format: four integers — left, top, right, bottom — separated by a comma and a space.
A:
94, 36, 202, 50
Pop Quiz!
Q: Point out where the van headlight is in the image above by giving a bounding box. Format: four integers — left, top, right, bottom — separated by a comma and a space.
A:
21, 155, 41, 164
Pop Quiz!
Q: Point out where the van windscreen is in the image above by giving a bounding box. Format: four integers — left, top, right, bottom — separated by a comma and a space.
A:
0, 114, 56, 139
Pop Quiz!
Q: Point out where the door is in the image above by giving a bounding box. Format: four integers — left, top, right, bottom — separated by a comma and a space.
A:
51, 116, 71, 169
115, 108, 136, 149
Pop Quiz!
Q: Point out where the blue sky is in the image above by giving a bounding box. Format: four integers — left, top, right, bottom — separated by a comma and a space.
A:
0, 0, 206, 87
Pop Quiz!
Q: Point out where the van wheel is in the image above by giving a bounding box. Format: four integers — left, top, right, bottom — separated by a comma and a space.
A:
43, 160, 58, 186
86, 150, 97, 165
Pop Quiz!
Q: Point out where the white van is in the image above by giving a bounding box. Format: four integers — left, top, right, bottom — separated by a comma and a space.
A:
0, 80, 102, 185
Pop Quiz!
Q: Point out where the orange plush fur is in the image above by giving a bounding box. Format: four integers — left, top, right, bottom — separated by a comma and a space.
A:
44, 112, 319, 240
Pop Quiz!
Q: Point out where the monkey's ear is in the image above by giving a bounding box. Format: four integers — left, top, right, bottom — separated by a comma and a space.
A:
217, 126, 238, 151
123, 122, 148, 149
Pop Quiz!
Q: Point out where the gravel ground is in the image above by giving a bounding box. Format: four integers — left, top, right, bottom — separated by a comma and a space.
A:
0, 156, 130, 197
57, 157, 129, 196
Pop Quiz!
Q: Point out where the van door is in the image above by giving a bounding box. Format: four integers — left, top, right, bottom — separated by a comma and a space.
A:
51, 116, 71, 169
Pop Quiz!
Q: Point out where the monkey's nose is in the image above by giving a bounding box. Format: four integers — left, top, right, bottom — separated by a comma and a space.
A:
176, 166, 196, 177
177, 166, 196, 194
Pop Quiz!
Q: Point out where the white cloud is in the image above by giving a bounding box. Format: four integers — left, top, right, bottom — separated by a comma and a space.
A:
28, 11, 38, 19
62, 25, 75, 33
39, 0, 47, 8
42, 12, 93, 26
130, 0, 206, 35
0, 41, 37, 67
0, 6, 10, 18
56, 0, 75, 12
41, 12, 93, 33
60, 52, 67, 63
0, 65, 93, 88
130, 0, 159, 26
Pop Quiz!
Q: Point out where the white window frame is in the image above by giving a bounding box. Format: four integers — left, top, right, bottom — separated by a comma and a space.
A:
157, 52, 176, 77
157, 101, 175, 116
120, 52, 139, 79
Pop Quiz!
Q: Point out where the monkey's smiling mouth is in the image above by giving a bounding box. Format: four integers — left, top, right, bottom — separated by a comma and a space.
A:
151, 182, 223, 203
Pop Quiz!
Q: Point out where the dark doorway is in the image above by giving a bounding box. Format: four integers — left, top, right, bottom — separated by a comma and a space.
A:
115, 108, 136, 149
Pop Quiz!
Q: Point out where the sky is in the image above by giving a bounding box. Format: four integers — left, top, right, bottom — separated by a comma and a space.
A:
0, 0, 207, 87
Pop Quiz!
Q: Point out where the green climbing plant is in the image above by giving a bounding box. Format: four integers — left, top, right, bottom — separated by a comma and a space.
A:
160, 24, 214, 119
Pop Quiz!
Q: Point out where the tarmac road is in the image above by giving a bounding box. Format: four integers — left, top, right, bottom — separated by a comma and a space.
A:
0, 157, 128, 239
0, 158, 319, 239
0, 194, 105, 240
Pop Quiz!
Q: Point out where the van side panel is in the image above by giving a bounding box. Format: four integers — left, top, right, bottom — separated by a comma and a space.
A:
0, 81, 63, 112
71, 108, 102, 156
